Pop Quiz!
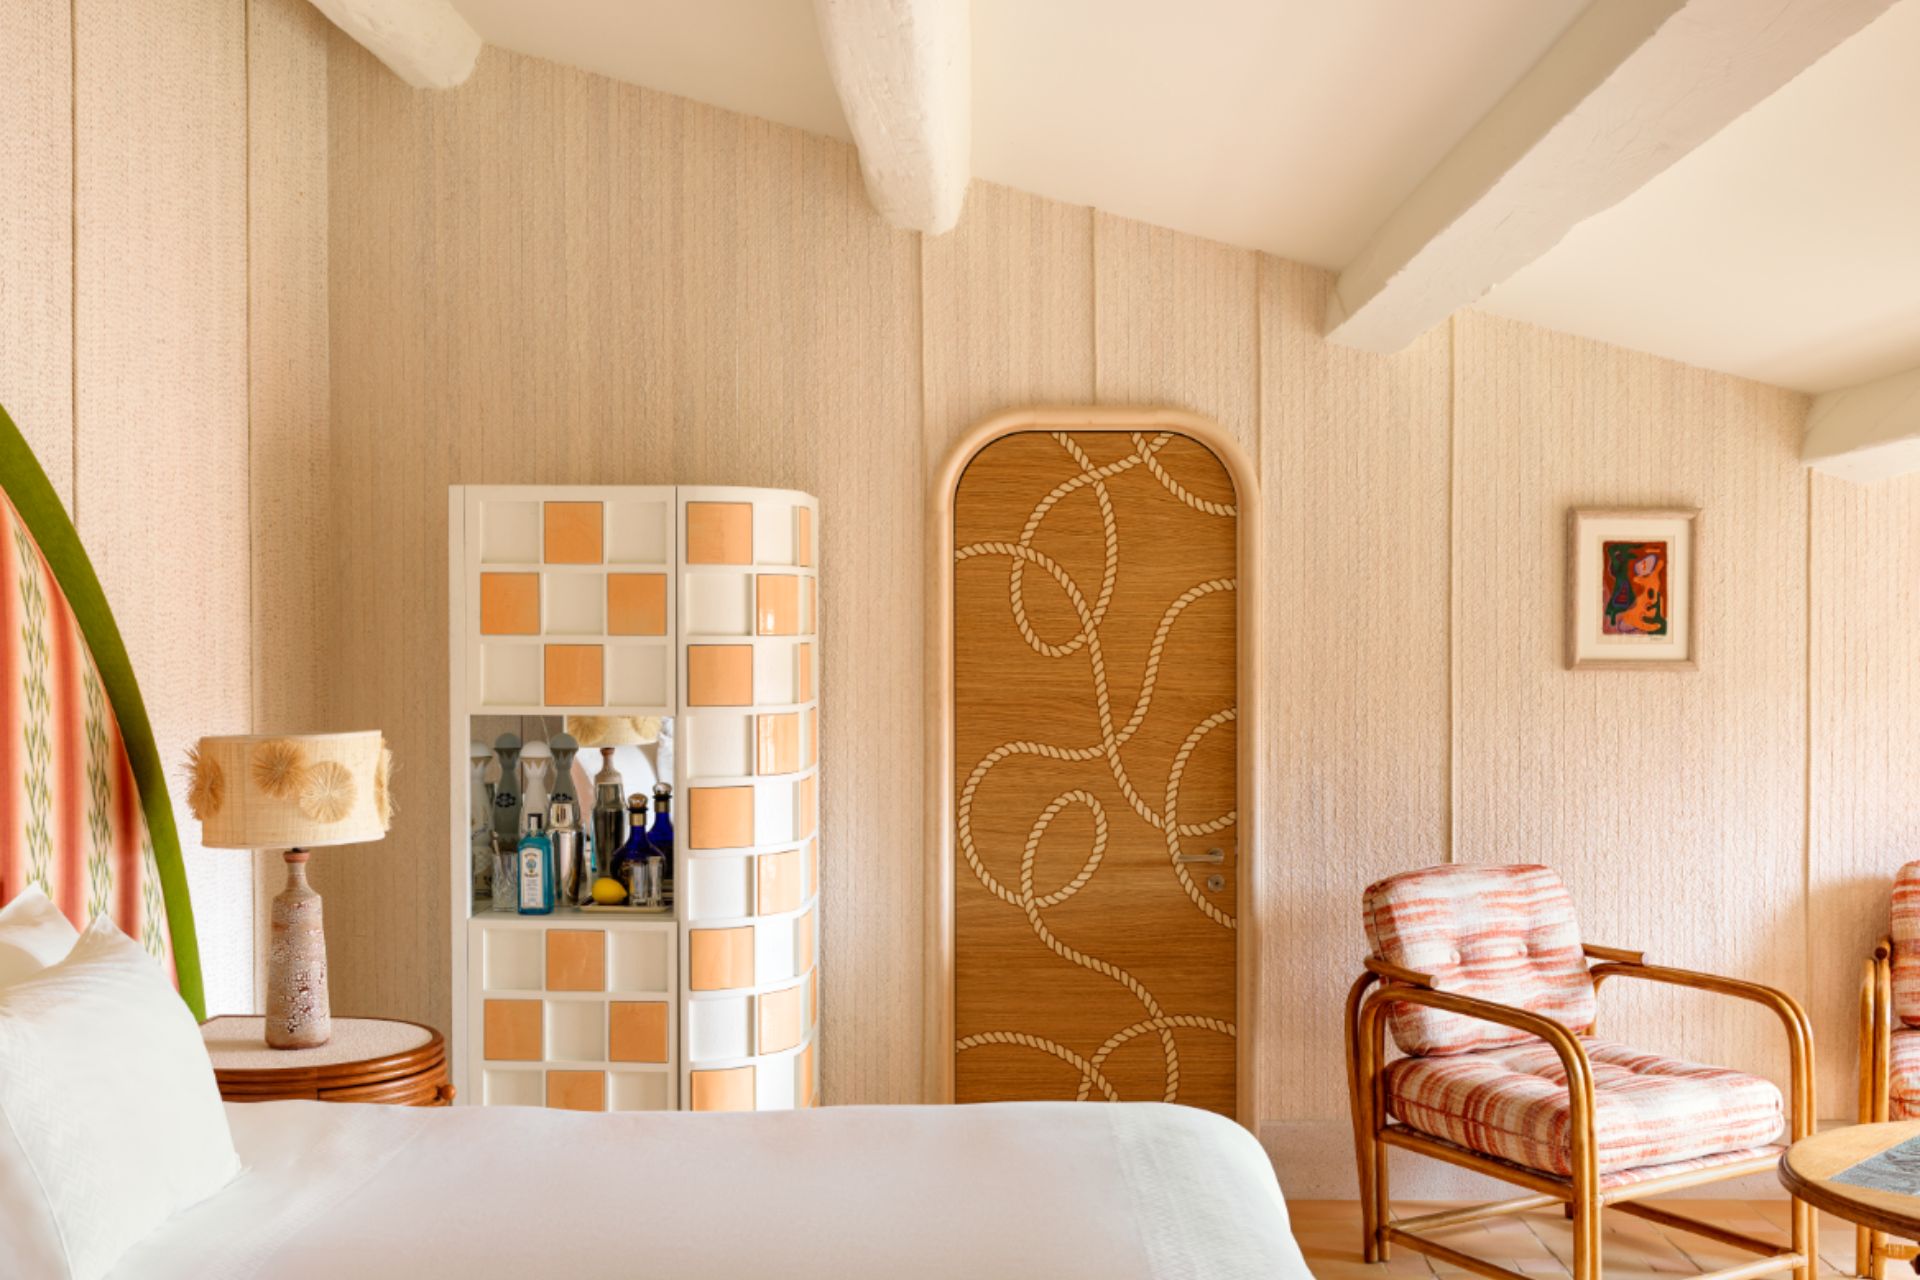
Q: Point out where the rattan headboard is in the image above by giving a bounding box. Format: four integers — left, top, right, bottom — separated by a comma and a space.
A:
0, 403, 202, 1016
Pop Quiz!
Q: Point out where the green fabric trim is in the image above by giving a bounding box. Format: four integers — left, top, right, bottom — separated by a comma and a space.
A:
0, 404, 205, 1018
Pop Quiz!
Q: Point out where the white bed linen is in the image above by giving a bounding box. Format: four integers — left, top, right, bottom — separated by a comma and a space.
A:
110, 1099, 1309, 1279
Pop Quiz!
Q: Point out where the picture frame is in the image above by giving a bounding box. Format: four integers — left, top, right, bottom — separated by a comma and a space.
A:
1565, 507, 1700, 671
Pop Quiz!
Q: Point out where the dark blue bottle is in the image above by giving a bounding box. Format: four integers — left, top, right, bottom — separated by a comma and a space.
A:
649, 783, 675, 904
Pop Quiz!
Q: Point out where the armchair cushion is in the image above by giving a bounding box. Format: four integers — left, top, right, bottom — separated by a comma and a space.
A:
1363, 863, 1595, 1056
1384, 1038, 1785, 1177
1890, 1027, 1920, 1120
1893, 861, 1920, 1026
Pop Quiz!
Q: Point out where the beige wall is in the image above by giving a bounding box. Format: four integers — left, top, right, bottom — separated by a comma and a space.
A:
0, 0, 331, 1015
322, 35, 1920, 1194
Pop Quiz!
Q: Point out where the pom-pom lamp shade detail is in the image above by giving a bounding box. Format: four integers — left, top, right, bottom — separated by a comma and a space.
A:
192, 732, 389, 850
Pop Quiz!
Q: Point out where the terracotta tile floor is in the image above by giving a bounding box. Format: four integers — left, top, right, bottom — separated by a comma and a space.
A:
1292, 1200, 1869, 1278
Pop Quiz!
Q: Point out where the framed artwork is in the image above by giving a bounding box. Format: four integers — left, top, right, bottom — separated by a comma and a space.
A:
1565, 507, 1700, 670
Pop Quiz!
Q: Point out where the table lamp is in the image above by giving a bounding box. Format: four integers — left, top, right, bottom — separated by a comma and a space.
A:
187, 730, 391, 1049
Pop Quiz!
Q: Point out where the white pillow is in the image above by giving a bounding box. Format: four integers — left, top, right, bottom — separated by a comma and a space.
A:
0, 915, 240, 1280
0, 886, 81, 988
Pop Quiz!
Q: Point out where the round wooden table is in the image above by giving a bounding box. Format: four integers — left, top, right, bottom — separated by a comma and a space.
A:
1780, 1120, 1920, 1275
201, 1016, 453, 1106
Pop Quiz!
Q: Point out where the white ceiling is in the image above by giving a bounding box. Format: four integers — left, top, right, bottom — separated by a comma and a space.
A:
449, 0, 1920, 395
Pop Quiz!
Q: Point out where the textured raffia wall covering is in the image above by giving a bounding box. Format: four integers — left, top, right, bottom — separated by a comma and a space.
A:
0, 0, 333, 1015
318, 39, 1920, 1192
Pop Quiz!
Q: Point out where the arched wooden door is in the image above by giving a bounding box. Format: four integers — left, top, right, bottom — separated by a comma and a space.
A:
932, 409, 1259, 1126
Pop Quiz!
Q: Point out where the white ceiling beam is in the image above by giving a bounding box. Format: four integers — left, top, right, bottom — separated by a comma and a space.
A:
1804, 365, 1920, 484
1326, 0, 1894, 353
813, 0, 970, 235
307, 0, 482, 90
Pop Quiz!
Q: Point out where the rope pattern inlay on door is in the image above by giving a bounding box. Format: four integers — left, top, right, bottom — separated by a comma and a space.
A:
954, 431, 1237, 1106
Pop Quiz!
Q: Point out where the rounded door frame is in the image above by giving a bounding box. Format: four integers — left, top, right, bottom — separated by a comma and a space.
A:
926, 407, 1262, 1131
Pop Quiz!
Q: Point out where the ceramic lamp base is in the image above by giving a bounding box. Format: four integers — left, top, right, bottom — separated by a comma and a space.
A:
266, 850, 330, 1049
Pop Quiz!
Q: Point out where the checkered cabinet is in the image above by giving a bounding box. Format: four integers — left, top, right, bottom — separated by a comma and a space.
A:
448, 486, 821, 1115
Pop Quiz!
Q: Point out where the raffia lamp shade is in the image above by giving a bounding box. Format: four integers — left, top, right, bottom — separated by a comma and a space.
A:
563, 715, 661, 747
188, 730, 390, 1049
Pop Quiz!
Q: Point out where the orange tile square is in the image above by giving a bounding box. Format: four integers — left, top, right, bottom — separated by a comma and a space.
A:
688, 925, 755, 992
797, 1041, 816, 1107
805, 837, 818, 898
690, 1065, 756, 1112
607, 573, 667, 635
687, 645, 753, 707
803, 576, 816, 633
483, 999, 542, 1062
795, 773, 816, 840
806, 707, 817, 767
608, 1001, 669, 1063
758, 986, 803, 1055
544, 643, 604, 707
545, 929, 605, 992
757, 848, 803, 916
479, 573, 540, 635
755, 712, 800, 776
796, 506, 812, 568
755, 574, 800, 636
796, 642, 812, 702
544, 501, 603, 564
686, 502, 752, 565
689, 785, 754, 849
546, 1070, 606, 1111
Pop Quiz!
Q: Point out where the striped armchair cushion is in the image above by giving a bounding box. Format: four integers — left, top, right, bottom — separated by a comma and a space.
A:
1364, 863, 1594, 1057
1385, 1038, 1785, 1176
1890, 1028, 1920, 1119
1893, 861, 1920, 1027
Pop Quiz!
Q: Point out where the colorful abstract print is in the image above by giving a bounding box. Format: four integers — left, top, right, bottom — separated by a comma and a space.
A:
1601, 539, 1668, 636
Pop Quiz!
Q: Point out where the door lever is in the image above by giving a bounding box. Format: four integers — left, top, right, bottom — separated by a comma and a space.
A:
1174, 847, 1226, 866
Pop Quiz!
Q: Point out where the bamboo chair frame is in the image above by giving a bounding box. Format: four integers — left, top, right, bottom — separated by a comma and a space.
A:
1346, 945, 1815, 1280
1856, 936, 1916, 1278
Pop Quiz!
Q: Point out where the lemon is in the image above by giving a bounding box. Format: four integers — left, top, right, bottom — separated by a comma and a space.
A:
590, 877, 627, 905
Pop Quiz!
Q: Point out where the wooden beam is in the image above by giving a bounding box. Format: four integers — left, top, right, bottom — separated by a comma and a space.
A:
813, 0, 970, 234
307, 0, 481, 90
1327, 0, 1894, 353
1804, 365, 1920, 483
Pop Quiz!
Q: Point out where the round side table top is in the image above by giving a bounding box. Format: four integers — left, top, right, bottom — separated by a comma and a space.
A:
1780, 1121, 1920, 1243
201, 1015, 444, 1091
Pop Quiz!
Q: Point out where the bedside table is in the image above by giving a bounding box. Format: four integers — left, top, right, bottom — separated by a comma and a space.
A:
201, 1016, 454, 1106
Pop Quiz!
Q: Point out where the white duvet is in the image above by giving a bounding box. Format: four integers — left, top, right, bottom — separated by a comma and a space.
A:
110, 1100, 1309, 1279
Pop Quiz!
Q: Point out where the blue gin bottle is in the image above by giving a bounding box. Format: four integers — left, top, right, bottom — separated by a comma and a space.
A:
516, 813, 555, 915
649, 783, 676, 906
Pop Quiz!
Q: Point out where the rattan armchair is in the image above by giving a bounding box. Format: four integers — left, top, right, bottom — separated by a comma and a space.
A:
1346, 864, 1814, 1280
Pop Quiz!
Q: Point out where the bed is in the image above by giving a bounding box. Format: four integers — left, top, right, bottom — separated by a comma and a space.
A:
0, 404, 1309, 1280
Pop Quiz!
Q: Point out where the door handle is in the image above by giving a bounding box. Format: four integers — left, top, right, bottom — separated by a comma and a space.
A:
1174, 848, 1226, 866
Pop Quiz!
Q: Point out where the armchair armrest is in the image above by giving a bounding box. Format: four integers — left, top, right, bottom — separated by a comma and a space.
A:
1587, 958, 1815, 1139
1363, 956, 1435, 988
1583, 943, 1645, 965
1863, 936, 1893, 1123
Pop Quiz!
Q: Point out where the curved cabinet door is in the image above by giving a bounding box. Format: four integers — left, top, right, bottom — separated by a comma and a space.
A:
949, 425, 1246, 1119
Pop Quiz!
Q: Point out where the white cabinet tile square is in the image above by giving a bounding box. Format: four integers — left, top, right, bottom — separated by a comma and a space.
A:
754, 778, 796, 846
686, 713, 752, 778
756, 1060, 797, 1110
611, 1071, 671, 1112
688, 996, 752, 1061
686, 573, 753, 636
481, 644, 542, 705
607, 501, 670, 564
686, 855, 750, 921
544, 572, 605, 635
752, 499, 796, 566
546, 999, 606, 1062
609, 929, 672, 994
606, 644, 670, 708
480, 500, 541, 564
753, 640, 798, 706
482, 927, 542, 991
483, 1069, 543, 1108
755, 915, 797, 985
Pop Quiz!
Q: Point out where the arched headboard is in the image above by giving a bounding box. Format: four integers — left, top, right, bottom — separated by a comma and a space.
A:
0, 403, 203, 1017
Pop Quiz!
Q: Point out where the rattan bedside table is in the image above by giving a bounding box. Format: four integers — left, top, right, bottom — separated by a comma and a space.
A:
201, 1016, 454, 1106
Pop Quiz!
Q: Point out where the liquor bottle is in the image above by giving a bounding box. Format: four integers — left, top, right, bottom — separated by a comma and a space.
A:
516, 813, 555, 915
611, 794, 652, 906
649, 783, 676, 906
548, 799, 583, 908
590, 748, 627, 893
